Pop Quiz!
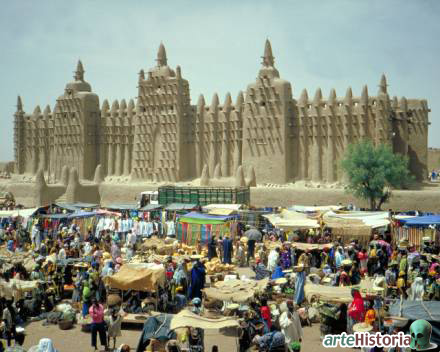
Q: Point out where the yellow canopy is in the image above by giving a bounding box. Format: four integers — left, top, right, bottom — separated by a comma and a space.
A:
104, 263, 165, 292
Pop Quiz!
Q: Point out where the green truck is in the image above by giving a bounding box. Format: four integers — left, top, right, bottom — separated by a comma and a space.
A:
157, 186, 250, 206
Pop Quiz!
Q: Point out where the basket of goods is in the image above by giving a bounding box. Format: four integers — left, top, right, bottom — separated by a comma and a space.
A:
58, 319, 74, 330
107, 294, 122, 307
224, 303, 240, 316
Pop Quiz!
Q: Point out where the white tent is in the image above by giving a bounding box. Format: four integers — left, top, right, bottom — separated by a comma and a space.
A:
323, 211, 390, 228
263, 209, 319, 229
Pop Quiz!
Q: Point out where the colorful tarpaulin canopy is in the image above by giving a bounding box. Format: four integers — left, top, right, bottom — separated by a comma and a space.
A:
178, 211, 236, 225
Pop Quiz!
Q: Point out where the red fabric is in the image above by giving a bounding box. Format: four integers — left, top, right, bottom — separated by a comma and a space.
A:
348, 290, 365, 322
357, 252, 368, 260
260, 306, 272, 329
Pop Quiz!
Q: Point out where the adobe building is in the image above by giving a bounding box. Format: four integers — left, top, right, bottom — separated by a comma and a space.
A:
13, 40, 430, 184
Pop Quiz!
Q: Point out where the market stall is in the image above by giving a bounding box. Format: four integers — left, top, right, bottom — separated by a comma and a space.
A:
177, 211, 237, 246
304, 279, 374, 304
104, 263, 166, 292
203, 278, 269, 303
323, 211, 390, 246
393, 215, 440, 249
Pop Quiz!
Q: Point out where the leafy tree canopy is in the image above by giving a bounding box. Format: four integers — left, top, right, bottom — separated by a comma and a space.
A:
341, 140, 413, 210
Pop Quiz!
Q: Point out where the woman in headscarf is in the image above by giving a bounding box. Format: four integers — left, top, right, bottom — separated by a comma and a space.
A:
101, 260, 114, 278
347, 288, 365, 334
27, 338, 58, 352
409, 277, 425, 301
173, 261, 188, 293
279, 302, 303, 350
281, 243, 292, 269
335, 247, 345, 269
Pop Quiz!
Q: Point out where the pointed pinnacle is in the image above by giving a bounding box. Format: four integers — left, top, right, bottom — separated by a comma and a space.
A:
299, 89, 309, 106
157, 42, 167, 66
360, 85, 369, 106
16, 96, 23, 111
328, 89, 337, 105
262, 39, 275, 67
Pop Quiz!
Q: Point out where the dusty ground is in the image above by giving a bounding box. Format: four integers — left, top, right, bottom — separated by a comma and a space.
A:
14, 267, 353, 352
18, 319, 345, 352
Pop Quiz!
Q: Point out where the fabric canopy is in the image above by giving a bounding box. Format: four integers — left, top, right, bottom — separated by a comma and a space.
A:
105, 204, 138, 210
105, 263, 165, 291
170, 309, 239, 330
136, 314, 176, 352
68, 211, 97, 219
304, 279, 374, 304
263, 210, 319, 229
264, 240, 332, 251
398, 215, 440, 227
56, 202, 98, 209
203, 278, 269, 303
323, 211, 390, 229
289, 205, 342, 213
203, 204, 243, 211
0, 208, 38, 218
179, 211, 235, 225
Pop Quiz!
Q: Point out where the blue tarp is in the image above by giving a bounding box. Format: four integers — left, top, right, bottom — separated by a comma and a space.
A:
68, 211, 98, 219
399, 215, 440, 227
388, 300, 440, 345
105, 204, 138, 210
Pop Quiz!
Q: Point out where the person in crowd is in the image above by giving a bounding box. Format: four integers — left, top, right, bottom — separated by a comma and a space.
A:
105, 307, 123, 351
188, 257, 206, 300
253, 259, 271, 280
2, 299, 16, 347
208, 236, 217, 260
27, 338, 59, 352
222, 234, 233, 264
260, 298, 272, 333
364, 301, 376, 329
89, 298, 108, 352
190, 297, 203, 315
267, 247, 281, 272
252, 331, 286, 352
235, 241, 246, 267
279, 302, 303, 349
347, 289, 365, 334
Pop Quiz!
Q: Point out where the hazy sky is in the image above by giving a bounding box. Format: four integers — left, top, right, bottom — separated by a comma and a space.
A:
1, 0, 439, 161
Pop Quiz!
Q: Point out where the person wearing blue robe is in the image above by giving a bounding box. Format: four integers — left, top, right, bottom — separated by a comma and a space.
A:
222, 235, 233, 264
271, 264, 285, 280
294, 270, 305, 305
188, 259, 206, 300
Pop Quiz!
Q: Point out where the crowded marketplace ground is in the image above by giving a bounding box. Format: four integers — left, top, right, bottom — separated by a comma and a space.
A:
0, 202, 438, 352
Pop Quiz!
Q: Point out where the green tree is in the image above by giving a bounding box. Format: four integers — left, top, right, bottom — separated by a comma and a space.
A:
341, 140, 413, 210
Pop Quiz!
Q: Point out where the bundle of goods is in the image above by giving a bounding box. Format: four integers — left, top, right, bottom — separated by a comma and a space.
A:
204, 258, 236, 275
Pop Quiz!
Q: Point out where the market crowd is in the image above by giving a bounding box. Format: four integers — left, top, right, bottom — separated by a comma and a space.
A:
0, 206, 439, 352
